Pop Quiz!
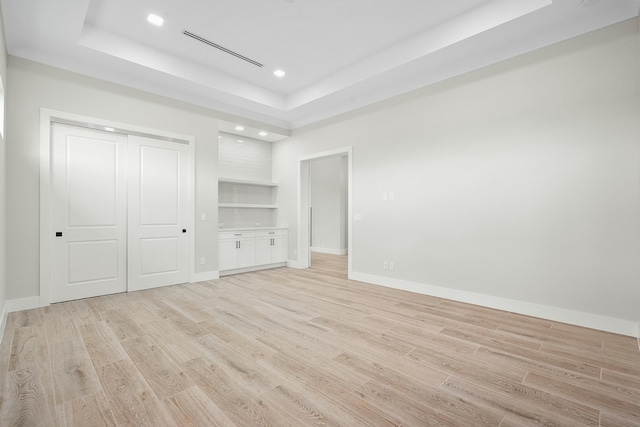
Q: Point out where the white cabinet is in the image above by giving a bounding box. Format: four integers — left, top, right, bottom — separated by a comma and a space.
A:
256, 230, 287, 265
219, 228, 287, 275
219, 231, 257, 271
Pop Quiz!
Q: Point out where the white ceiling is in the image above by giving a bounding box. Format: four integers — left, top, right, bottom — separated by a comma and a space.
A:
2, 0, 639, 132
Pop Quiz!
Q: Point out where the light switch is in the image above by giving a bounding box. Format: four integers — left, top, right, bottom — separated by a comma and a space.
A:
383, 193, 388, 201
389, 192, 395, 201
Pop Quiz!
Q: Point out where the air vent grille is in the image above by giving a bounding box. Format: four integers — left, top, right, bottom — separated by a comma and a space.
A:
182, 30, 263, 67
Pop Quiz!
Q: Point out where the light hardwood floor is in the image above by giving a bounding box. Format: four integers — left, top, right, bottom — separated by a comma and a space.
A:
0, 253, 639, 426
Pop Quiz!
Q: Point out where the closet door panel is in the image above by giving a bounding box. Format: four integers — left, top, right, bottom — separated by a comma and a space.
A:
50, 124, 127, 303
128, 136, 189, 291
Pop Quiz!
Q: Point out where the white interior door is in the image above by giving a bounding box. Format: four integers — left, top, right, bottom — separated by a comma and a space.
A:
50, 124, 127, 303
127, 135, 189, 291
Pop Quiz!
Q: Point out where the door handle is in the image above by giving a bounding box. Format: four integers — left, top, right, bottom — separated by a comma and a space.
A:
56, 232, 62, 237
182, 229, 187, 233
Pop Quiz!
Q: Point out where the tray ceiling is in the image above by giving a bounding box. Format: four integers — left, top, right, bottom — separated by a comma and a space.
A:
2, 0, 638, 130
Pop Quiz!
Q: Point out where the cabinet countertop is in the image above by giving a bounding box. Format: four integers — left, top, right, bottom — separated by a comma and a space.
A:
219, 227, 288, 232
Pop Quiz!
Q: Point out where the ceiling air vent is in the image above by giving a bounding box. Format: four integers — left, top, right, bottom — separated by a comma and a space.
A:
182, 30, 263, 67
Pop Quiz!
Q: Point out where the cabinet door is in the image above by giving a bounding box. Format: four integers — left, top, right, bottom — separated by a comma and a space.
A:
271, 236, 287, 263
237, 238, 256, 268
219, 240, 238, 270
256, 237, 272, 266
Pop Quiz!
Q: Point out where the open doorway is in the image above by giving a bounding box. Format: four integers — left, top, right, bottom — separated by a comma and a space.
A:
297, 147, 352, 277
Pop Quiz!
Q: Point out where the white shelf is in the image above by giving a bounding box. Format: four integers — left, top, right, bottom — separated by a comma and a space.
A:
218, 203, 278, 209
218, 178, 278, 187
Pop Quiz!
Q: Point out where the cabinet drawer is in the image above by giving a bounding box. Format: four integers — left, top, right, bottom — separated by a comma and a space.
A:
219, 231, 257, 240
256, 229, 288, 238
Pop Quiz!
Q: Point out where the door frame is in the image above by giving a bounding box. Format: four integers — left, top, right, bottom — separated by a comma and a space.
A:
39, 109, 196, 306
297, 146, 352, 277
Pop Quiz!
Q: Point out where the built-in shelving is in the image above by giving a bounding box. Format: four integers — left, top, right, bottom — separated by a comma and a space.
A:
218, 178, 278, 187
218, 176, 279, 228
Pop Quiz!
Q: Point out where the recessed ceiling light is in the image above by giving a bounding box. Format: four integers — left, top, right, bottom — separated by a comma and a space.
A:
259, 131, 268, 137
218, 135, 222, 139
235, 126, 245, 131
104, 127, 115, 132
273, 69, 286, 78
147, 14, 164, 26
236, 139, 244, 144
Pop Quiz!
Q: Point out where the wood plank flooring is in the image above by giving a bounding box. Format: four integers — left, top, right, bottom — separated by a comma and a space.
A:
0, 253, 638, 426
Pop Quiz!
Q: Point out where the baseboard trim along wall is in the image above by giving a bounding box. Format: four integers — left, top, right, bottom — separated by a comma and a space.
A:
310, 247, 347, 256
0, 303, 8, 344
350, 271, 639, 338
0, 296, 42, 343
287, 260, 305, 269
192, 271, 220, 283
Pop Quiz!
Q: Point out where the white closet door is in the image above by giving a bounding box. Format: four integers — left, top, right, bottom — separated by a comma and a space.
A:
127, 135, 189, 291
50, 124, 128, 303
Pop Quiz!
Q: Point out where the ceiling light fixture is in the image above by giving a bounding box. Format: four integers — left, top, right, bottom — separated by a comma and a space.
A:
273, 69, 286, 78
259, 131, 268, 137
237, 140, 244, 144
235, 126, 245, 131
147, 14, 164, 26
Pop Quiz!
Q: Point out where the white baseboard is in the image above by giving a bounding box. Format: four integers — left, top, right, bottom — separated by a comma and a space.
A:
6, 296, 41, 313
220, 262, 287, 277
0, 296, 42, 344
287, 260, 305, 269
0, 302, 8, 344
350, 271, 638, 338
311, 247, 347, 256
191, 271, 220, 283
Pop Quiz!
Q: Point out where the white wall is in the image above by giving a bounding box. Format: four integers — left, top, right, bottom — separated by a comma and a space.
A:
0, 5, 7, 330
273, 19, 640, 333
5, 57, 221, 300
310, 156, 347, 254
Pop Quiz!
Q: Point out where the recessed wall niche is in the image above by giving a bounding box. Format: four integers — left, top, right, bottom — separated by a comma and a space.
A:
218, 132, 278, 229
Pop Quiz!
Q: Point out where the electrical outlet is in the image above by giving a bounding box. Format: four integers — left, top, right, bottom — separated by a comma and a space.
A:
389, 261, 394, 270
200, 257, 206, 265
383, 261, 388, 269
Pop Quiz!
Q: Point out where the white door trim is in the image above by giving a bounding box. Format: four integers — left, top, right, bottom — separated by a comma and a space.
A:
39, 108, 196, 306
297, 146, 353, 278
